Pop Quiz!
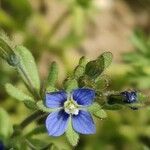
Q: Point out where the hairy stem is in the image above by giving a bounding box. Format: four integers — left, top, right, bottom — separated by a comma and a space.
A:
18, 64, 41, 100
25, 139, 37, 150
20, 111, 46, 130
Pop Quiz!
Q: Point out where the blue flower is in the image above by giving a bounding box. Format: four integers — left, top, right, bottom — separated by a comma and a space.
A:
121, 91, 137, 103
45, 88, 96, 136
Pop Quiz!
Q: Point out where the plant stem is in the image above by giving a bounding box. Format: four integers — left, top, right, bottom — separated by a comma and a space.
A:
20, 111, 46, 130
25, 139, 37, 150
18, 64, 41, 100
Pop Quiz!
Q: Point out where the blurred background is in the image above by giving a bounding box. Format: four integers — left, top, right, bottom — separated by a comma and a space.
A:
0, 0, 150, 149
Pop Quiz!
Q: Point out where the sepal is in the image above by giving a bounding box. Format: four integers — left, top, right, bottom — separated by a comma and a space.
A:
88, 102, 107, 119
36, 101, 57, 113
66, 117, 79, 146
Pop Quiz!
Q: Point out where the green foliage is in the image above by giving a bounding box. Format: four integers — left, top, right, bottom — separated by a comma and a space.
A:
64, 78, 78, 92
26, 138, 57, 150
63, 56, 87, 92
5, 83, 33, 102
73, 56, 87, 79
78, 75, 95, 88
0, 0, 149, 149
36, 101, 55, 113
23, 101, 37, 110
0, 107, 13, 139
15, 46, 40, 93
85, 52, 113, 79
46, 62, 58, 92
0, 31, 19, 66
66, 118, 79, 146
95, 75, 110, 90
5, 83, 37, 110
0, 32, 41, 98
88, 102, 107, 119
103, 104, 123, 110
75, 52, 112, 92
123, 30, 150, 89
25, 125, 46, 138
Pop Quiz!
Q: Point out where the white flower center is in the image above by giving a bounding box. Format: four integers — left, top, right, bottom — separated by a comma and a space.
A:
64, 100, 79, 115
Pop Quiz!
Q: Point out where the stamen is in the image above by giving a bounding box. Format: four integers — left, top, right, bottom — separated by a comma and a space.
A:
64, 99, 79, 115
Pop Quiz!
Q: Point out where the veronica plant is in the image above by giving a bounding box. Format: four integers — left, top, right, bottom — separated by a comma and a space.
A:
45, 88, 96, 137
0, 32, 149, 149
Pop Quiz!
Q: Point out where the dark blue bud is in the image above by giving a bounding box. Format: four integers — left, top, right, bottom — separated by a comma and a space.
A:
0, 141, 5, 150
121, 91, 137, 103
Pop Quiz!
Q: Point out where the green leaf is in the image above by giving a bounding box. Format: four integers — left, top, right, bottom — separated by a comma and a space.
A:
46, 86, 56, 93
0, 107, 13, 139
25, 125, 46, 137
63, 78, 78, 92
126, 103, 145, 109
74, 56, 87, 79
103, 104, 124, 110
88, 102, 101, 112
24, 100, 37, 110
15, 46, 40, 93
36, 101, 55, 113
5, 83, 34, 101
85, 52, 113, 79
95, 75, 110, 90
5, 83, 37, 110
88, 102, 107, 119
78, 75, 95, 88
46, 61, 58, 92
0, 31, 19, 66
27, 138, 56, 150
66, 118, 79, 146
95, 109, 107, 119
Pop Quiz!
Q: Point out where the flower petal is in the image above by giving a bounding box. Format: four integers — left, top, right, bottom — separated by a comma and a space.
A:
72, 88, 95, 106
45, 91, 67, 108
72, 110, 96, 134
46, 110, 69, 136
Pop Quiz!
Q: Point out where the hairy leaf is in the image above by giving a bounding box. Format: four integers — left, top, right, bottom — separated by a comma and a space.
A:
74, 56, 87, 79
46, 61, 58, 92
85, 52, 113, 79
88, 102, 107, 119
64, 78, 78, 92
5, 83, 33, 101
66, 118, 79, 146
0, 107, 13, 139
0, 31, 19, 66
15, 46, 40, 93
36, 101, 56, 113
5, 83, 36, 109
26, 125, 46, 137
